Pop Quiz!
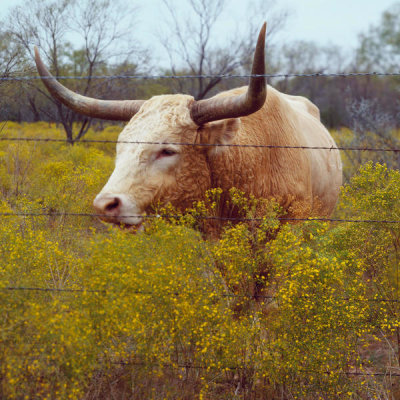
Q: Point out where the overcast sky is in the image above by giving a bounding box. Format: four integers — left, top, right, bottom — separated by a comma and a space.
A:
0, 0, 397, 53
280, 0, 396, 48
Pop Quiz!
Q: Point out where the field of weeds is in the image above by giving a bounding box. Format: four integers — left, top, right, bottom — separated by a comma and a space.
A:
1, 122, 400, 399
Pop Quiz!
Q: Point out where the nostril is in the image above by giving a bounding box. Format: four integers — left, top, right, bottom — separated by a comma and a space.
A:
105, 197, 121, 212
93, 195, 123, 216
93, 194, 141, 225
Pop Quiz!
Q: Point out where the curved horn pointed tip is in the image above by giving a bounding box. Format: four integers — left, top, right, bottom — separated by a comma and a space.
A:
33, 46, 40, 62
261, 21, 267, 36
257, 22, 267, 52
34, 46, 46, 74
255, 23, 267, 59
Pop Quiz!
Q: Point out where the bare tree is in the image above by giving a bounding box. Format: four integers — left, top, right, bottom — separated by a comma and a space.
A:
0, 30, 27, 123
0, 31, 24, 83
158, 0, 289, 100
6, 0, 144, 143
341, 98, 400, 180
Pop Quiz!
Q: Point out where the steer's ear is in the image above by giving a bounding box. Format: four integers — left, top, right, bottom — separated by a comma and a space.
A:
199, 118, 240, 155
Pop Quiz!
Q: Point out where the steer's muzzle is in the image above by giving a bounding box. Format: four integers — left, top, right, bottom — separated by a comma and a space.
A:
93, 194, 122, 216
93, 193, 143, 226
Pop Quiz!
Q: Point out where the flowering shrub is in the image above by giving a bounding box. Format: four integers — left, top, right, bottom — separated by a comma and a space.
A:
0, 124, 399, 399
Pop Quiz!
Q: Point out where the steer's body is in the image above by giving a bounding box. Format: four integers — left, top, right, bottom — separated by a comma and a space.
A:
34, 23, 342, 230
97, 85, 341, 226
205, 86, 342, 218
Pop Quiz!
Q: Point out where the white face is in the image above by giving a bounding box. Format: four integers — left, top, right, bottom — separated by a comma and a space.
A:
93, 94, 200, 226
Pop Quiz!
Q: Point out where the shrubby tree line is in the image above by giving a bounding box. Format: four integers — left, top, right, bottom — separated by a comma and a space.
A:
0, 0, 399, 149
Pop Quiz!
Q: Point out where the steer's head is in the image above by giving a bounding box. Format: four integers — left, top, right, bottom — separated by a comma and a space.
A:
92, 95, 230, 227
34, 23, 267, 228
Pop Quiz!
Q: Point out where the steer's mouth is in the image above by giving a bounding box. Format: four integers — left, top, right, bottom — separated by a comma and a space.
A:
95, 215, 145, 233
119, 221, 144, 233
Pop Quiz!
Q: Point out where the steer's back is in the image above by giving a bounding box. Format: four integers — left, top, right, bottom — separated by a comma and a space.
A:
211, 86, 342, 216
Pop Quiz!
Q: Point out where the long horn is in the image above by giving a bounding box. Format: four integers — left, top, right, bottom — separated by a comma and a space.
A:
34, 47, 144, 121
190, 22, 267, 126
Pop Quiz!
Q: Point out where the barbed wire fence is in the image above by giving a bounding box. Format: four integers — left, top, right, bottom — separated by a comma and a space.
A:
1, 135, 400, 152
2, 71, 400, 290
2, 285, 400, 304
2, 70, 400, 379
2, 71, 400, 81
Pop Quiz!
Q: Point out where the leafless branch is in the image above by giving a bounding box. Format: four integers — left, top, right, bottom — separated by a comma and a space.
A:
158, 0, 289, 99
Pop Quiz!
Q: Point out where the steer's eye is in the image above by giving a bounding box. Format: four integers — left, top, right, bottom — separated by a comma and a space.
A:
156, 148, 177, 159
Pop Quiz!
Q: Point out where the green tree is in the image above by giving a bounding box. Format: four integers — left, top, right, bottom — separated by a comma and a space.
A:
356, 2, 400, 71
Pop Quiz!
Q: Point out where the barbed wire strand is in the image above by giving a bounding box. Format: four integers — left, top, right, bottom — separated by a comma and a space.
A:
2, 71, 400, 81
1, 136, 399, 153
111, 360, 400, 377
1, 211, 399, 224
3, 286, 400, 304
7, 353, 399, 377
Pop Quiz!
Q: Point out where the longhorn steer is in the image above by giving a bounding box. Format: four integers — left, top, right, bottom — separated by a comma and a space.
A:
34, 23, 342, 231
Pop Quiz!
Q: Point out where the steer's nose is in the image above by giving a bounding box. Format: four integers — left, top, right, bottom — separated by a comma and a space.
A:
93, 194, 122, 217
